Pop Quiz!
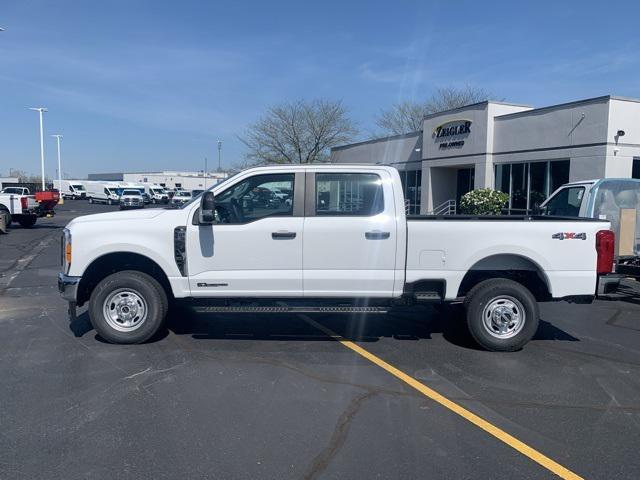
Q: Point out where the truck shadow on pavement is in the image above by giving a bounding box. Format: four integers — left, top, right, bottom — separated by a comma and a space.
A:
69, 305, 579, 350
166, 305, 579, 351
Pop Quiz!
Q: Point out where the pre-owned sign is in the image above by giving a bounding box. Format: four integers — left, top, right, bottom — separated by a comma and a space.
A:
433, 119, 471, 149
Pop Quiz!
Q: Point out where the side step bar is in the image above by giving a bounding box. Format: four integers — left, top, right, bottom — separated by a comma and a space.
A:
194, 305, 389, 314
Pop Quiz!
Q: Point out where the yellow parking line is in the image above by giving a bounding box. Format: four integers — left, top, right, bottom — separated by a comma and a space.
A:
302, 316, 583, 480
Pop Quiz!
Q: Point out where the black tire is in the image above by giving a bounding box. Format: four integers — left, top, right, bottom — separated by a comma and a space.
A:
464, 278, 539, 352
18, 216, 37, 228
0, 207, 11, 228
88, 270, 168, 344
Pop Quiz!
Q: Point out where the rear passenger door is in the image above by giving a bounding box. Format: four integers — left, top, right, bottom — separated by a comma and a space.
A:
303, 170, 397, 297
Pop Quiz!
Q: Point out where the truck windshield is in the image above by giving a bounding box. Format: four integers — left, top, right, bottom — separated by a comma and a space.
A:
72, 184, 86, 191
122, 190, 140, 196
2, 187, 23, 194
542, 186, 585, 216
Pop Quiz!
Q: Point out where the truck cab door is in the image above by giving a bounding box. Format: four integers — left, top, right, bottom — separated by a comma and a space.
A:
302, 170, 398, 297
186, 172, 305, 297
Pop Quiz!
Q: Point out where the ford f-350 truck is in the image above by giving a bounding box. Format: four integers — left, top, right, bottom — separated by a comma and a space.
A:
58, 165, 618, 351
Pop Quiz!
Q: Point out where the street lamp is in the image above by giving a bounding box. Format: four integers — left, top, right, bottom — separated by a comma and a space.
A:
51, 134, 63, 204
28, 107, 48, 190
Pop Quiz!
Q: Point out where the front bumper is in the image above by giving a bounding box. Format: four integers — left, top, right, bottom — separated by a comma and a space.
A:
58, 272, 81, 302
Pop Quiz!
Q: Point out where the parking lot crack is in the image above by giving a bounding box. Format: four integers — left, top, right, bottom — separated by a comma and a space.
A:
303, 391, 375, 480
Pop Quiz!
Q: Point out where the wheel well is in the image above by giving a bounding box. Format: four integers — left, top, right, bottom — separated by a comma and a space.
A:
77, 252, 173, 307
457, 254, 551, 301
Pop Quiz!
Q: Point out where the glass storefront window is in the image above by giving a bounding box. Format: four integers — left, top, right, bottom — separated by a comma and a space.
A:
510, 163, 528, 212
550, 160, 570, 192
399, 169, 421, 214
495, 164, 510, 195
528, 161, 548, 210
494, 159, 570, 214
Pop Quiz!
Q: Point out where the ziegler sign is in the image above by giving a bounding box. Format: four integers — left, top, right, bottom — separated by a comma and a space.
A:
433, 119, 472, 150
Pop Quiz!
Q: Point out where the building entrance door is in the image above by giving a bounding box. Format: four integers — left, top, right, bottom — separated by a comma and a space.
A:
456, 168, 475, 205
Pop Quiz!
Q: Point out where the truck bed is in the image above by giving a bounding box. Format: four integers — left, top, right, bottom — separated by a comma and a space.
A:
407, 214, 605, 222
405, 216, 610, 300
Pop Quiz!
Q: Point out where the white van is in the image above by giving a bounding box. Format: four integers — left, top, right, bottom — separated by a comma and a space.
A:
139, 183, 169, 204
86, 181, 124, 205
54, 180, 87, 200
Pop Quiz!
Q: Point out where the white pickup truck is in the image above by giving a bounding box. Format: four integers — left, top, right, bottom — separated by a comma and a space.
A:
0, 191, 40, 227
58, 165, 619, 351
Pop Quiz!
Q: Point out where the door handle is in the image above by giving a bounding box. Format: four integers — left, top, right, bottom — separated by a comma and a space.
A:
272, 231, 297, 239
365, 231, 390, 240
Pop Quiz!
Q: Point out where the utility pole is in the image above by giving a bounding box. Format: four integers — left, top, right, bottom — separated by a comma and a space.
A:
28, 107, 48, 190
217, 140, 222, 172
51, 134, 63, 204
204, 157, 208, 189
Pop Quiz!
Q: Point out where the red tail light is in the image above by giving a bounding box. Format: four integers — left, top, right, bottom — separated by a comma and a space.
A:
20, 197, 28, 210
596, 230, 615, 274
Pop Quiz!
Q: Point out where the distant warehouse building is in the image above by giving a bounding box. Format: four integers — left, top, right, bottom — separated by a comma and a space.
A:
331, 95, 640, 214
87, 171, 228, 190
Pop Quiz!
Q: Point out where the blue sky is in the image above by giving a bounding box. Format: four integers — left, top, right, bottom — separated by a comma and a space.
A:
1, 0, 640, 178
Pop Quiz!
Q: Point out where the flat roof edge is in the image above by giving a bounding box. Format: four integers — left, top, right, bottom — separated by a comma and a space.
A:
422, 100, 532, 120
331, 130, 422, 151
494, 95, 638, 120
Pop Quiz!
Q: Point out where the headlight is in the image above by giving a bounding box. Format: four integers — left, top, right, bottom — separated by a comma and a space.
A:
62, 228, 72, 273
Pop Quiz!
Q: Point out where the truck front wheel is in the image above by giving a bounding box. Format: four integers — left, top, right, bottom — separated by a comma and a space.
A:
89, 270, 168, 344
464, 278, 539, 352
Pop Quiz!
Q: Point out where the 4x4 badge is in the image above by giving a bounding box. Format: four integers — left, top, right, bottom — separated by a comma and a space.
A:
552, 232, 587, 240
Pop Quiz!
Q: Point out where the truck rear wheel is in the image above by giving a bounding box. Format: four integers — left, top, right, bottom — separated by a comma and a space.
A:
18, 216, 37, 228
89, 270, 168, 344
464, 278, 539, 352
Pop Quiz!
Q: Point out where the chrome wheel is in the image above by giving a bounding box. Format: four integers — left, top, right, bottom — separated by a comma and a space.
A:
102, 288, 148, 332
481, 296, 525, 339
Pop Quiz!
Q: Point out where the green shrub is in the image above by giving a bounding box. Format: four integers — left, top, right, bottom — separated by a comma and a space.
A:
459, 189, 508, 215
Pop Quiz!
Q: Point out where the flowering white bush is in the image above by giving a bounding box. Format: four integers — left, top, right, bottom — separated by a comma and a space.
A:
459, 189, 508, 215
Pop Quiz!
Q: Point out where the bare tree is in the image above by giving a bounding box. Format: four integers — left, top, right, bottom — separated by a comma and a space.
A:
376, 86, 494, 136
240, 99, 357, 165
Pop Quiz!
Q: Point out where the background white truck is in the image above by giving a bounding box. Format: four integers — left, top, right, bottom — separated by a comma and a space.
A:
539, 177, 640, 280
59, 165, 619, 351
0, 191, 41, 227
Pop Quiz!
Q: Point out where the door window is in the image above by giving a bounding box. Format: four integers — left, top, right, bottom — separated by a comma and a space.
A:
543, 186, 585, 216
315, 173, 384, 216
214, 173, 294, 224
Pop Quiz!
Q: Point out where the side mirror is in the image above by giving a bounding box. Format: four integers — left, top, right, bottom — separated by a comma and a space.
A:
198, 191, 216, 225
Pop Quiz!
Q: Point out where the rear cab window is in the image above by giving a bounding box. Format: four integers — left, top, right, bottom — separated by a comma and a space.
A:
315, 173, 384, 216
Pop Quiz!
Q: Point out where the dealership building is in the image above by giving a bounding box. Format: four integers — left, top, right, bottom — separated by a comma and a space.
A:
87, 171, 228, 190
331, 95, 640, 214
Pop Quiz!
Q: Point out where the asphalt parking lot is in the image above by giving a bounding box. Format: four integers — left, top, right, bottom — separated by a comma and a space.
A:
1, 201, 639, 480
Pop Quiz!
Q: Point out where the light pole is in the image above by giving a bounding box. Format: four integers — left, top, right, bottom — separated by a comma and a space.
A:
28, 107, 48, 190
204, 157, 208, 189
51, 134, 63, 204
217, 140, 222, 172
